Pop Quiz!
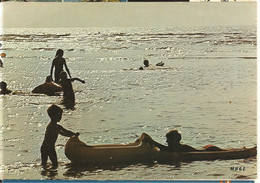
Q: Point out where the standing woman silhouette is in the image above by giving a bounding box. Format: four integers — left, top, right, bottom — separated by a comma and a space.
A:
50, 49, 72, 83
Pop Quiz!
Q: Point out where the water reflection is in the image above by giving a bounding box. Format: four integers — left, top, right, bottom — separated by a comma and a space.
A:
63, 161, 182, 179
41, 165, 58, 179
63, 163, 137, 178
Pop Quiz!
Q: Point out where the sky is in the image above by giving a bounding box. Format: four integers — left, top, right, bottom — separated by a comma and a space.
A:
0, 2, 257, 28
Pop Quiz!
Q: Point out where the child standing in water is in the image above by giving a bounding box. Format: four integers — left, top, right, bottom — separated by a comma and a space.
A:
59, 71, 85, 109
50, 49, 72, 83
40, 104, 79, 168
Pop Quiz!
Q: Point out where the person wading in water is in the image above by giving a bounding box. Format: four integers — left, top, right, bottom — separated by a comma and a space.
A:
50, 49, 72, 84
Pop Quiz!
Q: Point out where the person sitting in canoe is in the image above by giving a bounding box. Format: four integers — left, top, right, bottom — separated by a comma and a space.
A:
153, 130, 197, 152
32, 76, 62, 96
41, 104, 79, 168
147, 130, 222, 152
59, 71, 85, 109
0, 81, 12, 95
50, 49, 72, 84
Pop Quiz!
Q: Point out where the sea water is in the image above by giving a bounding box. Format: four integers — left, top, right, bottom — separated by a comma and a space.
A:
0, 25, 256, 180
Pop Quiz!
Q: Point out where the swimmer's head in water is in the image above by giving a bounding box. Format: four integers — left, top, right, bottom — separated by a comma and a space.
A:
60, 71, 67, 80
143, 60, 149, 67
0, 81, 7, 89
56, 49, 64, 57
47, 104, 63, 122
166, 130, 181, 144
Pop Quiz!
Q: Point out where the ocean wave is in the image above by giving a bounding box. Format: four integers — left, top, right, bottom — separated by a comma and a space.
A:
168, 56, 256, 60
1, 33, 72, 42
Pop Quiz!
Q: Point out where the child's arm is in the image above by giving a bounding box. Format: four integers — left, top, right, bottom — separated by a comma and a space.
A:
57, 124, 79, 137
64, 59, 72, 78
69, 78, 85, 84
150, 140, 168, 151
141, 134, 168, 151
50, 60, 55, 80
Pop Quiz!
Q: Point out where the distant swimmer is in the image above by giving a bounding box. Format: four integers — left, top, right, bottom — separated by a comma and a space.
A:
139, 60, 156, 70
50, 49, 72, 84
143, 59, 150, 67
125, 59, 167, 71
0, 81, 28, 95
0, 81, 12, 95
59, 71, 85, 109
0, 59, 3, 67
32, 76, 62, 96
156, 61, 164, 67
41, 104, 79, 168
139, 60, 150, 70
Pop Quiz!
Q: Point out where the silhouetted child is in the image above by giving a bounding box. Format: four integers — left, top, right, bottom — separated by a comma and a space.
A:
0, 81, 12, 95
41, 104, 79, 168
59, 71, 85, 108
148, 130, 222, 152
151, 130, 197, 152
50, 49, 72, 83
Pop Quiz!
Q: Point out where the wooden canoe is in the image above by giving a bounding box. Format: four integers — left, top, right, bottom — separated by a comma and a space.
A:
65, 133, 256, 165
32, 82, 62, 96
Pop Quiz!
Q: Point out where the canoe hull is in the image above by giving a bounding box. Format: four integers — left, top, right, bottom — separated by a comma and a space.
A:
32, 82, 62, 96
154, 147, 257, 163
65, 134, 256, 166
65, 134, 156, 165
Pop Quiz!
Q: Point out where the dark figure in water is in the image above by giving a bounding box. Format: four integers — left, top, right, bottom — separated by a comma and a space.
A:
0, 81, 12, 95
50, 49, 72, 83
0, 59, 3, 67
32, 76, 62, 96
156, 61, 164, 66
40, 105, 79, 168
146, 130, 223, 152
143, 60, 150, 67
59, 71, 85, 109
139, 60, 150, 70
